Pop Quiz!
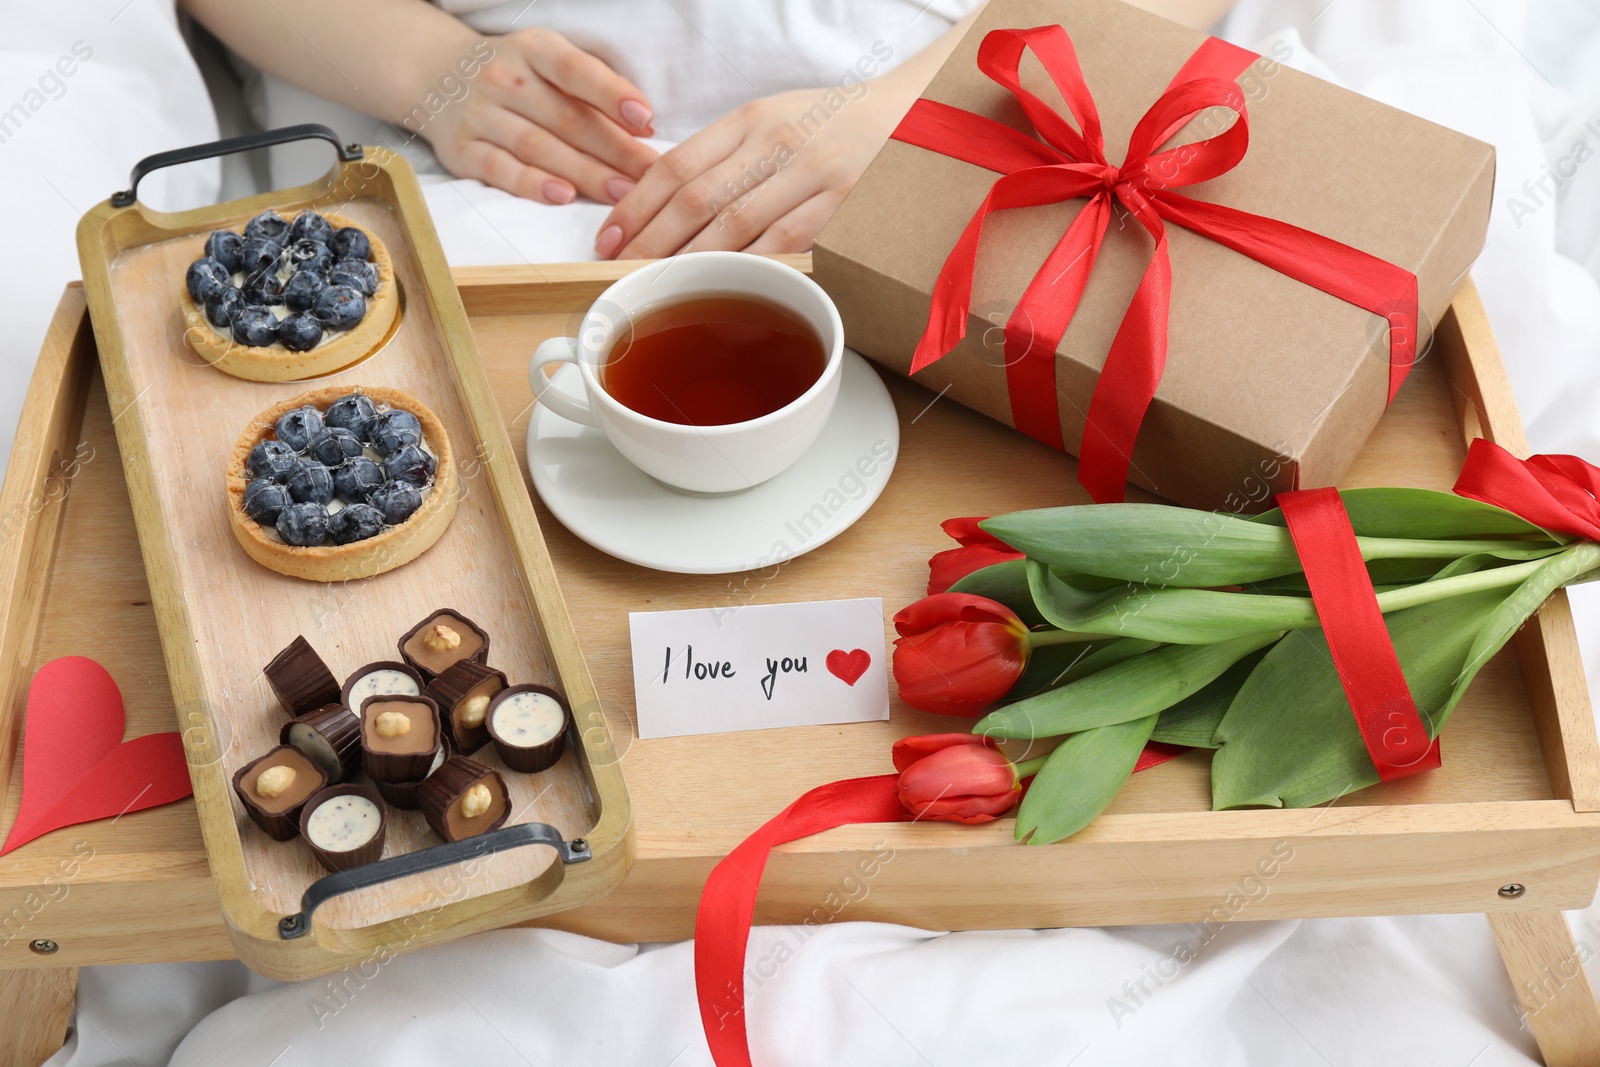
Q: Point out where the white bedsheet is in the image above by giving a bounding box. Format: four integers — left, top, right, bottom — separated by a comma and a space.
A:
6, 1, 1600, 1065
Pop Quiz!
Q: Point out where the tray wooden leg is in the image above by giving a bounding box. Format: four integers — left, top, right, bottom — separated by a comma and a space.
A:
0, 966, 75, 1066
1490, 910, 1600, 1066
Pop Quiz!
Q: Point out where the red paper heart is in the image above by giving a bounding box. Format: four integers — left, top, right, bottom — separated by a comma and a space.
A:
826, 648, 871, 687
1, 657, 193, 855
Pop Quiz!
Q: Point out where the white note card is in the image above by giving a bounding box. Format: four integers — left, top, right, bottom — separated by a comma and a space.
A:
628, 597, 889, 739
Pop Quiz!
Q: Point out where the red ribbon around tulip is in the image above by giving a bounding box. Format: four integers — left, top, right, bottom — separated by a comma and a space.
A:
889, 25, 1420, 503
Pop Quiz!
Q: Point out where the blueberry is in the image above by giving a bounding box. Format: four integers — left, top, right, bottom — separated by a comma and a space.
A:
276, 502, 330, 547
186, 257, 231, 302
368, 481, 421, 525
307, 426, 362, 466
204, 230, 244, 274
278, 312, 323, 352
230, 306, 279, 347
325, 394, 377, 441
240, 236, 284, 276
242, 268, 284, 307
280, 270, 326, 314
330, 226, 371, 262
288, 210, 335, 245
368, 409, 422, 456
333, 456, 385, 500
287, 238, 333, 276
244, 210, 289, 243
274, 405, 324, 451
243, 478, 293, 524
204, 285, 243, 330
246, 439, 299, 482
311, 285, 366, 330
329, 503, 385, 545
288, 459, 335, 505
383, 443, 436, 487
328, 258, 377, 297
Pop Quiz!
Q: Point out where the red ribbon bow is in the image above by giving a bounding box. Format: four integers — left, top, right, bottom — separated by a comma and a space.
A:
891, 26, 1420, 503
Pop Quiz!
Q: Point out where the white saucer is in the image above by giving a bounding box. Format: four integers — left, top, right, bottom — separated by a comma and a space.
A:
526, 350, 899, 574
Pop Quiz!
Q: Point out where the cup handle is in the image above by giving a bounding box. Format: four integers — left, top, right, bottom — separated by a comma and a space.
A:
529, 336, 600, 427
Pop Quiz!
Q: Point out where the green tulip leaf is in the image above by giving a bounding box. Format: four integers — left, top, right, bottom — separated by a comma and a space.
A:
1251, 487, 1556, 540
976, 632, 1281, 739
1148, 649, 1269, 748
1006, 637, 1159, 700
1210, 589, 1507, 810
1015, 714, 1159, 845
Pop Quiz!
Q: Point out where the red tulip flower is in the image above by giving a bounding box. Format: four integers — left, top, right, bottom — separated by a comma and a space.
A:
892, 733, 1024, 823
893, 593, 1030, 716
927, 517, 1025, 595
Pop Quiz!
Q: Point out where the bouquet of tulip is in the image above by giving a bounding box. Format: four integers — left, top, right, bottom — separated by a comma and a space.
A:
891, 442, 1600, 845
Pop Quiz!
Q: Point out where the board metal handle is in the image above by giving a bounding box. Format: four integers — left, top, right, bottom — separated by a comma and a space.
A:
278, 822, 590, 940
111, 123, 362, 208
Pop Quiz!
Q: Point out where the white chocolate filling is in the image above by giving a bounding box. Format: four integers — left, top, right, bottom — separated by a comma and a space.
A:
285, 721, 345, 783
305, 794, 381, 853
347, 668, 420, 709
492, 691, 564, 748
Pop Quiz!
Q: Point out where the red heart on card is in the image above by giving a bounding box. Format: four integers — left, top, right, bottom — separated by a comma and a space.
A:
0, 657, 193, 855
826, 649, 871, 687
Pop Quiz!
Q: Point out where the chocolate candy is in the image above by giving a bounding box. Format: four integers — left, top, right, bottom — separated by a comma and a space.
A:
341, 659, 424, 711
231, 745, 327, 841
485, 684, 569, 773
419, 756, 509, 842
299, 783, 386, 871
398, 608, 489, 679
424, 660, 507, 755
359, 693, 442, 783
280, 704, 362, 783
372, 740, 450, 811
264, 636, 342, 717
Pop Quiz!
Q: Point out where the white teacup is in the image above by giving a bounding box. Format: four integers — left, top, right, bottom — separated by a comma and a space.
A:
529, 252, 844, 494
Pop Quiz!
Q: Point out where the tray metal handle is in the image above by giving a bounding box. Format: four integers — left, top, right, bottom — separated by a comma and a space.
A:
111, 123, 362, 208
278, 822, 590, 940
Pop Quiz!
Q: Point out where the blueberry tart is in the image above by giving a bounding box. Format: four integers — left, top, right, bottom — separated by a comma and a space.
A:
226, 386, 456, 581
182, 209, 398, 382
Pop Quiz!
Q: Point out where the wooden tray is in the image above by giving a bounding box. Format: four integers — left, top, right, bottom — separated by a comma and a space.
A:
64, 138, 631, 979
4, 261, 1600, 1062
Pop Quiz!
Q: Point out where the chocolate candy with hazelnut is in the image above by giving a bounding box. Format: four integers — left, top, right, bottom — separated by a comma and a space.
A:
397, 608, 489, 680
423, 660, 508, 755
264, 635, 342, 717
231, 745, 327, 841
418, 756, 509, 842
359, 693, 443, 783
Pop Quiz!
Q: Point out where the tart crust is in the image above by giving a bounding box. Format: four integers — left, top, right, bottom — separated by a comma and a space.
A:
182, 212, 399, 383
227, 386, 457, 582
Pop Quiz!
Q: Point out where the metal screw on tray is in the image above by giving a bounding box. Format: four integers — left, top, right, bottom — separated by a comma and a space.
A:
1498, 883, 1527, 899
29, 939, 59, 955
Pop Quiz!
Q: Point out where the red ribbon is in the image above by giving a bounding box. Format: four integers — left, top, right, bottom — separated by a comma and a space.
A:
891, 26, 1420, 504
695, 744, 1184, 1067
1278, 487, 1440, 779
1454, 438, 1600, 541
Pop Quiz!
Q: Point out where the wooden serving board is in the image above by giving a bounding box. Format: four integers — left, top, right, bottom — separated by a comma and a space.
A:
67, 149, 631, 979
3, 260, 1600, 1041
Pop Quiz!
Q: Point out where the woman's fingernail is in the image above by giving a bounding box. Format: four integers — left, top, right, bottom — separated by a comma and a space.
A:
595, 224, 624, 258
605, 178, 636, 203
620, 100, 653, 130
543, 181, 577, 205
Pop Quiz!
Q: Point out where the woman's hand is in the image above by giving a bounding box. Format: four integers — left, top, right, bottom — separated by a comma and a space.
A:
593, 71, 923, 258
426, 28, 660, 206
